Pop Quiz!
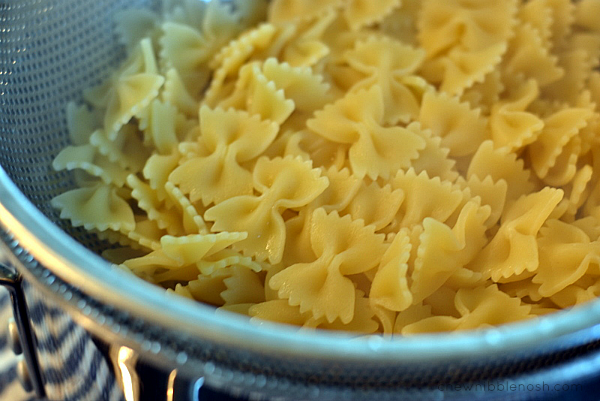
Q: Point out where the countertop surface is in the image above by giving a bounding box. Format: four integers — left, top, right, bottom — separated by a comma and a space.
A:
0, 285, 237, 401
1, 289, 33, 401
0, 284, 124, 401
3, 282, 600, 401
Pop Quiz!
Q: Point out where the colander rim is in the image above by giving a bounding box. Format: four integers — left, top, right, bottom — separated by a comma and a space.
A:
1, 165, 600, 364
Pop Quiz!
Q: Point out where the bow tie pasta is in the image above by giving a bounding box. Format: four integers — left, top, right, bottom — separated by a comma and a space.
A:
52, 0, 600, 335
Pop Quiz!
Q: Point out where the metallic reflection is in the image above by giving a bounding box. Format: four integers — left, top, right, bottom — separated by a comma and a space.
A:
110, 345, 139, 401
193, 377, 204, 401
166, 369, 177, 401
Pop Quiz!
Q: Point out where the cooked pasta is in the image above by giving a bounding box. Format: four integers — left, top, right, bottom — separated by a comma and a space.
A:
52, 0, 600, 335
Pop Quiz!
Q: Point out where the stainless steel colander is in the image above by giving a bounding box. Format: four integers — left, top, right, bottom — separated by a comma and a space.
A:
3, 1, 600, 400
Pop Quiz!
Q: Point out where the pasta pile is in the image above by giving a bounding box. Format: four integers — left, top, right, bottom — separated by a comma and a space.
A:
51, 0, 600, 335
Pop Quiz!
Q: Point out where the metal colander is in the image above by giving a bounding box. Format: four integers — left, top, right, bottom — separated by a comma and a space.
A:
3, 1, 600, 400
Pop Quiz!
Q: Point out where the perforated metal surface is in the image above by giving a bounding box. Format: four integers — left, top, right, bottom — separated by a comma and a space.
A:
0, 0, 159, 251
2, 1, 600, 399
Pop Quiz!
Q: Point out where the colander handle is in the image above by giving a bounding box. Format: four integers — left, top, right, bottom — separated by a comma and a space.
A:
0, 264, 46, 398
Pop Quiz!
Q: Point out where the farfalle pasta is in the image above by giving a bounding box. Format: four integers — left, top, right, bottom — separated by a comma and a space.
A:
204, 155, 329, 264
343, 36, 428, 124
51, 0, 600, 335
169, 106, 280, 204
307, 85, 427, 180
270, 208, 386, 324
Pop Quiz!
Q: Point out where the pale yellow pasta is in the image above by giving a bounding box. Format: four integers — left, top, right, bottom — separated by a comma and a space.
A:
575, 0, 600, 33
220, 266, 266, 306
544, 0, 576, 48
51, 0, 600, 336
419, 91, 489, 156
65, 102, 101, 146
504, 25, 563, 89
558, 165, 594, 221
418, 0, 517, 56
164, 182, 208, 234
418, 0, 516, 94
96, 217, 165, 252
114, 8, 161, 51
411, 202, 489, 304
307, 86, 427, 179
87, 38, 164, 139
53, 144, 130, 187
379, 0, 420, 47
529, 107, 594, 183
392, 169, 464, 228
162, 68, 199, 118
488, 79, 543, 152
543, 49, 595, 105
550, 276, 600, 309
343, 36, 428, 124
518, 0, 554, 44
468, 140, 535, 201
460, 70, 504, 113
128, 174, 183, 235
260, 58, 332, 114
203, 23, 278, 106
170, 106, 279, 205
159, 0, 258, 96
405, 122, 458, 182
426, 42, 509, 97
52, 183, 135, 232
90, 126, 151, 172
160, 232, 247, 266
266, 9, 335, 69
142, 153, 180, 202
218, 61, 295, 124
400, 285, 532, 334
283, 165, 360, 264
196, 248, 263, 276
471, 187, 564, 281
459, 175, 508, 228
204, 156, 329, 264
270, 209, 386, 324
268, 0, 342, 24
370, 228, 412, 312
533, 219, 600, 297
342, 0, 400, 32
